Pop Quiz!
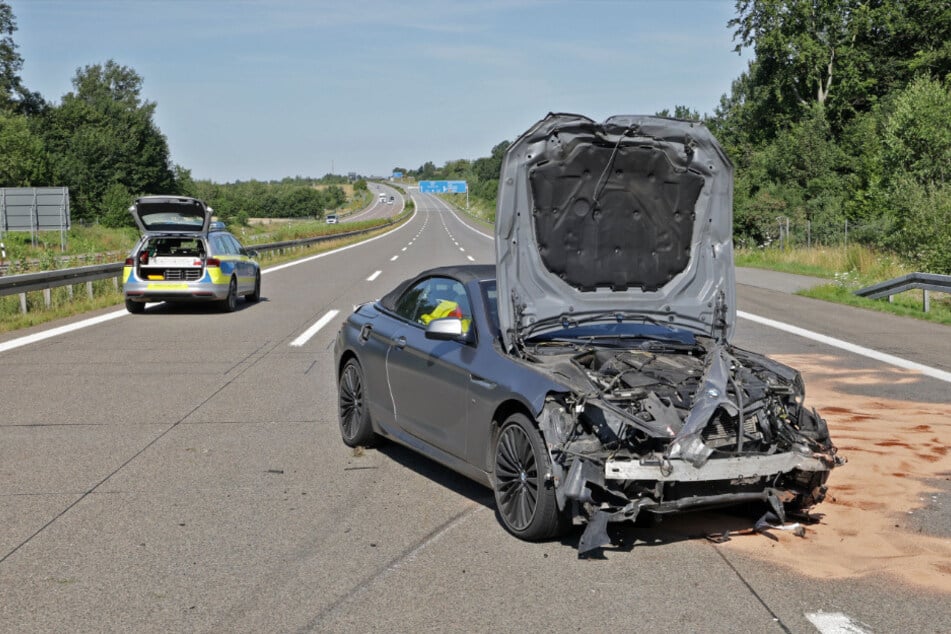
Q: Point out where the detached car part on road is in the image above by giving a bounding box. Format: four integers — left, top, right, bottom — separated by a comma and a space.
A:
123, 196, 261, 313
334, 113, 842, 553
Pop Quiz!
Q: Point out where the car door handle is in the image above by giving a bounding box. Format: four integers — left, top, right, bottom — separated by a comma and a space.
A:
395, 336, 407, 349
470, 374, 497, 389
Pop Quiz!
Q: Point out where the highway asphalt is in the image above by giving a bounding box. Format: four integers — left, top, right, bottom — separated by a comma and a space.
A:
0, 191, 948, 633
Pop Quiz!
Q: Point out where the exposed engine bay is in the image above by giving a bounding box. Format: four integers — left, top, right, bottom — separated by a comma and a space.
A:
527, 337, 842, 553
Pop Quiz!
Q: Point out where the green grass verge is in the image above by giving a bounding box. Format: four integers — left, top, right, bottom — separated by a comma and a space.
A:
0, 213, 410, 336
738, 245, 951, 326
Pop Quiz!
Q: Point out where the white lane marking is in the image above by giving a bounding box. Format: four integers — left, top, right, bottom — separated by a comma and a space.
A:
390, 255, 399, 261
805, 612, 871, 634
0, 309, 127, 354
0, 211, 421, 355
739, 310, 951, 383
430, 194, 492, 239
366, 270, 381, 282
290, 310, 339, 347
401, 247, 407, 252
459, 247, 465, 252
264, 209, 417, 274
467, 255, 474, 262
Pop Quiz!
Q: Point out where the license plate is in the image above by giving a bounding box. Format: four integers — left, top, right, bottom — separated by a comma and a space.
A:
146, 282, 188, 290
151, 257, 198, 267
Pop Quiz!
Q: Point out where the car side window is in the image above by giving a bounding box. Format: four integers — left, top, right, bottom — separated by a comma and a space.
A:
211, 234, 233, 256
225, 234, 244, 255
392, 276, 473, 332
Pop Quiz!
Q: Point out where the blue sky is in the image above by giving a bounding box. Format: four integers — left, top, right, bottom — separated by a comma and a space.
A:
13, 1, 749, 183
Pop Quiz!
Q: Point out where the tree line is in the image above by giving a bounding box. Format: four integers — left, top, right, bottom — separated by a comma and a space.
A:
3, 1, 948, 271
0, 2, 358, 228
397, 1, 950, 273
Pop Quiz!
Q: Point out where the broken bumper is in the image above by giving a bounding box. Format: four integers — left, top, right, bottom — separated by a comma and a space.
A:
604, 451, 831, 483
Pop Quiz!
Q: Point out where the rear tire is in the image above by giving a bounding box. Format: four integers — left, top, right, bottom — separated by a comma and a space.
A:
222, 277, 238, 312
125, 298, 145, 314
246, 271, 261, 303
493, 413, 565, 540
338, 359, 377, 447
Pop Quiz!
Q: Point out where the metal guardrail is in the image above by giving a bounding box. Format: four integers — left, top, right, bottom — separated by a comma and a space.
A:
0, 218, 403, 312
855, 272, 951, 313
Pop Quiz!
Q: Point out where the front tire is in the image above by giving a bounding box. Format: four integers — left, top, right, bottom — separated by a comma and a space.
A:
338, 359, 377, 447
493, 413, 565, 540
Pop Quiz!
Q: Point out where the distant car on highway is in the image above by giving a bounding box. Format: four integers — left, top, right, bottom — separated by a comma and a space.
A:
326, 214, 338, 224
123, 196, 261, 313
333, 113, 841, 552
388, 196, 394, 203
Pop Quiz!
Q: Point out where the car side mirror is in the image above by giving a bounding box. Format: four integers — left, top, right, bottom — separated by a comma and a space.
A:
425, 317, 472, 343
247, 249, 259, 258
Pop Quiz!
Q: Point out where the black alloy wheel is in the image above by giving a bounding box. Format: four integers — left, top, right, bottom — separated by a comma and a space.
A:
493, 413, 564, 540
338, 359, 376, 447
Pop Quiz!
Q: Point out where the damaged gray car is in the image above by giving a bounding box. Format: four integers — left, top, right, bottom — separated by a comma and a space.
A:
333, 113, 841, 553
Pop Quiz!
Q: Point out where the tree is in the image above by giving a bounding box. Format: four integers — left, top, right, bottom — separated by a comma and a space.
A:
727, 0, 951, 139
0, 111, 47, 185
40, 61, 176, 221
656, 105, 702, 121
417, 161, 437, 180
0, 2, 42, 115
881, 75, 951, 187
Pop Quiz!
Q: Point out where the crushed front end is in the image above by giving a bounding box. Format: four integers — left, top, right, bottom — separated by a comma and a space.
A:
533, 339, 842, 553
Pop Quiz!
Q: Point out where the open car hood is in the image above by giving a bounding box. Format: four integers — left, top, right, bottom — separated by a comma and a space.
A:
130, 196, 211, 234
495, 113, 735, 351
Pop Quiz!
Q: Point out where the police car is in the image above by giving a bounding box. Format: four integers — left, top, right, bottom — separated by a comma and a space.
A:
122, 196, 261, 313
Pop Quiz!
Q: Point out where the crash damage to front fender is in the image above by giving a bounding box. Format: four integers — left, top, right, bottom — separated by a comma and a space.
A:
532, 340, 843, 555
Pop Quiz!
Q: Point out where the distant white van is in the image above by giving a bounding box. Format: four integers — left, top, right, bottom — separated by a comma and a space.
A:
326, 214, 338, 224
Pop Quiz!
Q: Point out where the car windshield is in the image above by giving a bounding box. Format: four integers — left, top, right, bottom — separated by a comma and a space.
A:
480, 280, 499, 332
142, 237, 205, 258
527, 321, 696, 345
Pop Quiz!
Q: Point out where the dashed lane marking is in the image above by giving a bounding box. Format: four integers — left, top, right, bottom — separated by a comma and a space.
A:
289, 310, 339, 347
805, 612, 872, 634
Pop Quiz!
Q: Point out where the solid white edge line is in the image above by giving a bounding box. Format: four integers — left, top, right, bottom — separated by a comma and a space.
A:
263, 208, 416, 275
366, 270, 382, 282
738, 310, 951, 383
0, 309, 128, 354
0, 210, 418, 356
290, 309, 339, 347
430, 194, 493, 239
